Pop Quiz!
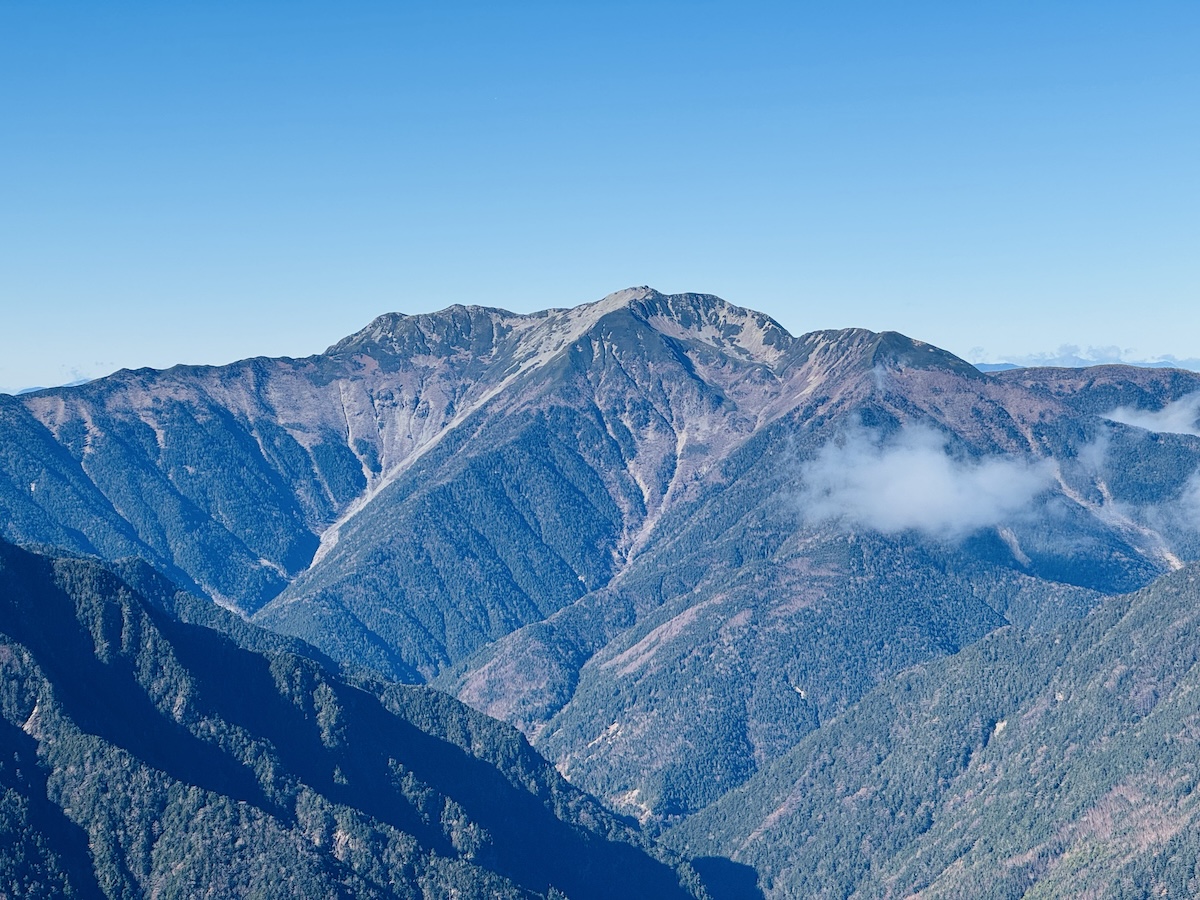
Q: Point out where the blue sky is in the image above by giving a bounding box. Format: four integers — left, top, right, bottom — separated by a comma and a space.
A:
2, 1, 1197, 393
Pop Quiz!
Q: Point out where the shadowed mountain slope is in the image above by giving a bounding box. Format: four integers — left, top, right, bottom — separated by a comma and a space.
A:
0, 538, 711, 899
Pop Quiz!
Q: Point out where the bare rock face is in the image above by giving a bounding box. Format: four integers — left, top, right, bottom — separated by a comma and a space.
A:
4, 286, 1200, 822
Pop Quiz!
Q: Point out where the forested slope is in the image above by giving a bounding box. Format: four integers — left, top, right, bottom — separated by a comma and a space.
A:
669, 563, 1200, 898
0, 538, 710, 899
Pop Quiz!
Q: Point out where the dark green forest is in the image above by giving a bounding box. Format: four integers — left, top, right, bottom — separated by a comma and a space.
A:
0, 539, 716, 899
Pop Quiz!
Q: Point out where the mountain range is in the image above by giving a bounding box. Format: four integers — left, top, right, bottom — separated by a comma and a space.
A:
4, 286, 1200, 895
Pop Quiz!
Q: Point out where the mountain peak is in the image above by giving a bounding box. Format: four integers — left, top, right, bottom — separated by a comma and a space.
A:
324, 304, 525, 359
867, 330, 984, 378
324, 287, 665, 361
323, 287, 797, 373
594, 285, 658, 307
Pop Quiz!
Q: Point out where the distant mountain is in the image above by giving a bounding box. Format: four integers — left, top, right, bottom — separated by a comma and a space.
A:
12, 378, 94, 395
0, 537, 713, 899
974, 361, 1200, 373
667, 561, 1200, 898
3, 287, 1200, 824
975, 354, 1200, 372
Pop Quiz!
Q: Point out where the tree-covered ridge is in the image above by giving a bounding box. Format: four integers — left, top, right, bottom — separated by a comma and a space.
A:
668, 563, 1200, 899
0, 539, 712, 899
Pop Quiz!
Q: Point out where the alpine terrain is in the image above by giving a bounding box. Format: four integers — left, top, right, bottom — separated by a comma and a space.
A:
3, 287, 1200, 896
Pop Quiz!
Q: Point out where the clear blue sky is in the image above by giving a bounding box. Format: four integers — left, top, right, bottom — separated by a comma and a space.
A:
2, 1, 1198, 393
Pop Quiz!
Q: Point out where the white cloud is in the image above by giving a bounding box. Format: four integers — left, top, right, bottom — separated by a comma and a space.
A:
1074, 430, 1111, 473
797, 426, 1056, 541
1178, 471, 1200, 528
1102, 392, 1200, 437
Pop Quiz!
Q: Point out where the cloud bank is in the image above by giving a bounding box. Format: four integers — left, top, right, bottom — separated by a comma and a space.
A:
1102, 392, 1200, 437
798, 426, 1056, 541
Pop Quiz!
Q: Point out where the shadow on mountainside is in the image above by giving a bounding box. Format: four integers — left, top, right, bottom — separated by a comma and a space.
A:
692, 856, 765, 900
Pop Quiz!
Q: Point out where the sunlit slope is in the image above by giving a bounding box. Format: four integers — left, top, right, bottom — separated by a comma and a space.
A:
669, 563, 1200, 898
